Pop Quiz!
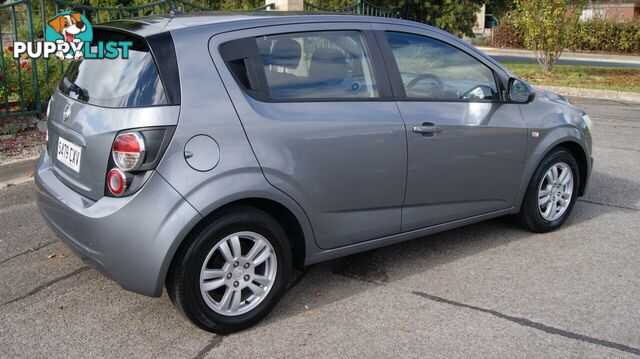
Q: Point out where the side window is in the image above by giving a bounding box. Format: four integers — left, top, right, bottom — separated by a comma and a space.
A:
255, 31, 379, 100
385, 32, 499, 101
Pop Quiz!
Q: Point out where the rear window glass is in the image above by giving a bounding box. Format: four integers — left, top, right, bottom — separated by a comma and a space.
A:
59, 34, 167, 108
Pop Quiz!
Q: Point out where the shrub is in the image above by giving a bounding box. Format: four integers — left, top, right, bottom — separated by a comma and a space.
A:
492, 17, 640, 55
1, 45, 62, 113
513, 0, 586, 71
570, 19, 640, 54
471, 37, 492, 47
491, 15, 525, 49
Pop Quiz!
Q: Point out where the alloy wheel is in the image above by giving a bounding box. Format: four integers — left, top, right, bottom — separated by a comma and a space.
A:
199, 231, 277, 316
538, 162, 574, 221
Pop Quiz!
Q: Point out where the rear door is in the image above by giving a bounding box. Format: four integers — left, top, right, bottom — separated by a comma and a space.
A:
47, 29, 179, 201
209, 23, 407, 249
373, 24, 527, 231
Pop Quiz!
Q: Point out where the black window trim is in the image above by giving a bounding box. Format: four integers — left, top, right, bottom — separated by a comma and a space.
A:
219, 29, 395, 103
374, 30, 509, 104
145, 31, 181, 105
220, 36, 269, 102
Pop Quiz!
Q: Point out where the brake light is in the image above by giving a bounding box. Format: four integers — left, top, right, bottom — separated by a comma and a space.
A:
112, 132, 146, 171
107, 168, 127, 196
105, 127, 175, 198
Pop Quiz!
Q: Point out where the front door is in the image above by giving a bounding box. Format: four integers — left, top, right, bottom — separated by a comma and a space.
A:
210, 24, 407, 249
374, 25, 528, 232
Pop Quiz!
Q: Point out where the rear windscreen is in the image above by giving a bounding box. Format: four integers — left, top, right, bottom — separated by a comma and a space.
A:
59, 32, 168, 108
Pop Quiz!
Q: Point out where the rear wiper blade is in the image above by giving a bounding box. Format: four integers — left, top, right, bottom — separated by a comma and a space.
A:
63, 77, 89, 100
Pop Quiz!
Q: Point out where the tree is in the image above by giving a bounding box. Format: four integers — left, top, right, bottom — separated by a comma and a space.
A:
513, 0, 586, 71
220, 0, 264, 10
307, 0, 485, 37
408, 0, 485, 37
485, 0, 514, 19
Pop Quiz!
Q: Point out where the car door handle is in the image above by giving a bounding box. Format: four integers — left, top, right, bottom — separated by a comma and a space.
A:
413, 122, 442, 135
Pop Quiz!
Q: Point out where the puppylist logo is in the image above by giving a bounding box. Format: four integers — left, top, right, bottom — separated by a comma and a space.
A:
12, 11, 132, 60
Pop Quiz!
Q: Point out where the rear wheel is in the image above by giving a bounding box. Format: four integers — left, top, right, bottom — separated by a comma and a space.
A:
518, 148, 580, 233
167, 206, 291, 333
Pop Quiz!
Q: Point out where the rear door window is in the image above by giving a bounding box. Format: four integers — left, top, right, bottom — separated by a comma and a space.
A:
59, 34, 168, 108
254, 31, 379, 100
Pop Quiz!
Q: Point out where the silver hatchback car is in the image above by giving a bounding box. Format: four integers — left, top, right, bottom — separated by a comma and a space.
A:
36, 13, 593, 333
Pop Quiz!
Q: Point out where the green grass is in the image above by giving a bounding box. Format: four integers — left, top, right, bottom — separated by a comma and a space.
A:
502, 62, 640, 93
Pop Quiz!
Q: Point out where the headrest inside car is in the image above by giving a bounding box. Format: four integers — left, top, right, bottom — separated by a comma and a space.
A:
309, 48, 348, 84
265, 39, 301, 69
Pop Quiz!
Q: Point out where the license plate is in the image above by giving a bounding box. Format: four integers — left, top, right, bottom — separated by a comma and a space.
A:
57, 137, 82, 173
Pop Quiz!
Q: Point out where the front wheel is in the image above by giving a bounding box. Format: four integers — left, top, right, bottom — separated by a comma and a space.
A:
518, 148, 580, 233
167, 206, 291, 333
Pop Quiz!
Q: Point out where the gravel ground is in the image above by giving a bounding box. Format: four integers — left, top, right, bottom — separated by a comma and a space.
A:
0, 128, 46, 163
0, 97, 638, 358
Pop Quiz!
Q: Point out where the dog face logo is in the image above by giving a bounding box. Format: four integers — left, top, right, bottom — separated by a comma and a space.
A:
44, 11, 93, 60
48, 13, 86, 43
13, 11, 131, 61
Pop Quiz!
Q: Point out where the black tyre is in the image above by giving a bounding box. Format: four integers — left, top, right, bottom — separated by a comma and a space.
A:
167, 206, 291, 334
518, 147, 580, 233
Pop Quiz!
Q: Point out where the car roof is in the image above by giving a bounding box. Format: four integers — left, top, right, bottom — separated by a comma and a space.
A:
94, 11, 442, 38
93, 11, 511, 88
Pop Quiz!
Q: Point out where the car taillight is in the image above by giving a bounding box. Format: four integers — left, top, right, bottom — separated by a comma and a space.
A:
105, 127, 175, 198
112, 132, 146, 171
107, 168, 127, 196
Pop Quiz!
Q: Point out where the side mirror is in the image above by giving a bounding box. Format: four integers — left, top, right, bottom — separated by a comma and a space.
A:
508, 78, 535, 103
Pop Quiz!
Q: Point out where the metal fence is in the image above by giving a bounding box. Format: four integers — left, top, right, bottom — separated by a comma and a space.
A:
0, 0, 275, 120
0, 0, 42, 119
52, 0, 276, 22
303, 0, 403, 18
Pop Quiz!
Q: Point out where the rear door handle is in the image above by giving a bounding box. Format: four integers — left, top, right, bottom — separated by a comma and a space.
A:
413, 122, 442, 135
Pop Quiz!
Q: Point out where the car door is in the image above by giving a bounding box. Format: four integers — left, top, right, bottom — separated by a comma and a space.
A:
372, 24, 528, 232
209, 23, 407, 249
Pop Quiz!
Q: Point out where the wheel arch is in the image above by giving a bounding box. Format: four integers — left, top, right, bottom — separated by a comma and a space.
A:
223, 197, 307, 270
162, 196, 309, 293
516, 133, 591, 211
555, 141, 589, 196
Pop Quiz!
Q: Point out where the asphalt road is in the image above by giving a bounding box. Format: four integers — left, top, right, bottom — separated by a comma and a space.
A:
1, 97, 639, 358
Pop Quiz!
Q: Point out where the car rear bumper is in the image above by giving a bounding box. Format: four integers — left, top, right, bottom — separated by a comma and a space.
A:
35, 150, 201, 297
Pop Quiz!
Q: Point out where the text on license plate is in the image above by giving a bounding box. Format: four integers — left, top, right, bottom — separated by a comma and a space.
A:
57, 137, 82, 172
